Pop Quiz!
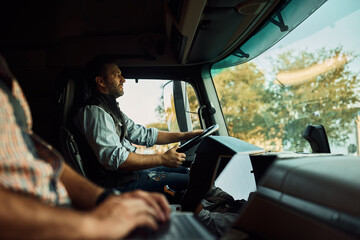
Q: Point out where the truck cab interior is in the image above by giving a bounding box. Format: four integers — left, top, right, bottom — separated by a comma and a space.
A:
1, 0, 360, 239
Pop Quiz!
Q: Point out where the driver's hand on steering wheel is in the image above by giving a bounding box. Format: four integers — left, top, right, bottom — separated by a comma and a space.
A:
161, 145, 186, 168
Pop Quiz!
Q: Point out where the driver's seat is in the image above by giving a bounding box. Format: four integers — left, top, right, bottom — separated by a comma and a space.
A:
55, 70, 123, 187
55, 70, 186, 202
55, 70, 89, 177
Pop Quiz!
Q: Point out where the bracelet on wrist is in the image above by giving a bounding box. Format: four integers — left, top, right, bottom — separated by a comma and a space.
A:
95, 188, 121, 206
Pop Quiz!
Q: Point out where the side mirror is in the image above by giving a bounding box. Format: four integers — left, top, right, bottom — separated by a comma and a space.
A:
163, 80, 198, 132
303, 125, 331, 153
163, 81, 180, 132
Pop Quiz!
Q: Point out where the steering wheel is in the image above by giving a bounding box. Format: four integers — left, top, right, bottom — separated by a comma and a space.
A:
177, 124, 219, 153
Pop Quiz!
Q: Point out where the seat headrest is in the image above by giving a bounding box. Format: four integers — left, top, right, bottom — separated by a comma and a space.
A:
56, 69, 90, 127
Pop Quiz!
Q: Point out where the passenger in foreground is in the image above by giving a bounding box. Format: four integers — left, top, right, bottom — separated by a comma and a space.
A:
0, 54, 170, 240
75, 56, 203, 192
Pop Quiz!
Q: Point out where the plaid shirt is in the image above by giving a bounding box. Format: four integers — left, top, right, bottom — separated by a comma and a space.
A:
0, 79, 70, 206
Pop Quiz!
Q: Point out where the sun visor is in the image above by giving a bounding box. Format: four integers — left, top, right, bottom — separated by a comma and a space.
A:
165, 0, 276, 64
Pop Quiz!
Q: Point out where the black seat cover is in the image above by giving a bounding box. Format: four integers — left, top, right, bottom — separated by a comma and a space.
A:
55, 70, 89, 177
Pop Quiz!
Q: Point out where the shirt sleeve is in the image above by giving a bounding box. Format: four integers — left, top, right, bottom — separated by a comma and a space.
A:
0, 87, 70, 206
76, 105, 130, 170
123, 112, 159, 148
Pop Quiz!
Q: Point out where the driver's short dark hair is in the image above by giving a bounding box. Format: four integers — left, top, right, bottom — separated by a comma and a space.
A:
86, 55, 118, 90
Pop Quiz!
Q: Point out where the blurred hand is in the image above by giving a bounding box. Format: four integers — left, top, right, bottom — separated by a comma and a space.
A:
161, 145, 186, 168
89, 190, 170, 239
119, 190, 170, 222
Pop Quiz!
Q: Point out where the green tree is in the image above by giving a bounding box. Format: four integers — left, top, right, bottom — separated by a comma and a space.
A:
213, 62, 273, 148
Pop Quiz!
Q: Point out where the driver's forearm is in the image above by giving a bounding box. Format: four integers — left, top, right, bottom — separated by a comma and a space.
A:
119, 152, 163, 170
0, 188, 96, 240
155, 131, 187, 145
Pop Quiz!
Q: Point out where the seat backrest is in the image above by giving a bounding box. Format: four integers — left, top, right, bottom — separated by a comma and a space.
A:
54, 70, 89, 176
55, 70, 90, 127
59, 126, 86, 177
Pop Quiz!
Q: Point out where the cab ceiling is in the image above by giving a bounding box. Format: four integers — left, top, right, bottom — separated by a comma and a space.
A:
0, 0, 277, 68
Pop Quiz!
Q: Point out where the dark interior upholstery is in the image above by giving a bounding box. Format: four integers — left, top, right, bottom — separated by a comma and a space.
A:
54, 70, 89, 176
236, 155, 360, 239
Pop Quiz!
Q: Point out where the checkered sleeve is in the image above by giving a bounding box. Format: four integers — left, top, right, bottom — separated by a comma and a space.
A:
0, 84, 70, 206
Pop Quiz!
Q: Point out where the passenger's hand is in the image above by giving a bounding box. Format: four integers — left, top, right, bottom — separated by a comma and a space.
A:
88, 190, 170, 239
161, 145, 186, 168
119, 190, 170, 222
89, 197, 157, 239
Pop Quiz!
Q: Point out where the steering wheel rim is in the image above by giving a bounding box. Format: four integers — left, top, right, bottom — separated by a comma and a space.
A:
177, 124, 219, 153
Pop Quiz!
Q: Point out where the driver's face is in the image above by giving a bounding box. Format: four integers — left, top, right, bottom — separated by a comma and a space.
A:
103, 64, 126, 98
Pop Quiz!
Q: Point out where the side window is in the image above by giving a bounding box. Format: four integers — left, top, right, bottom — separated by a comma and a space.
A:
117, 79, 200, 154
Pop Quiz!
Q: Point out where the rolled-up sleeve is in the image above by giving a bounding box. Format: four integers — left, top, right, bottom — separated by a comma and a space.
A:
76, 106, 130, 170
123, 113, 159, 148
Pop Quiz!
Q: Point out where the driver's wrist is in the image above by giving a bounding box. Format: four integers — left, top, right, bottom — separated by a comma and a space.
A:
159, 154, 166, 166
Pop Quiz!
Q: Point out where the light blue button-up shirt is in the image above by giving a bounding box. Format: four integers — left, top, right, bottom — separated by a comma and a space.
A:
76, 105, 159, 170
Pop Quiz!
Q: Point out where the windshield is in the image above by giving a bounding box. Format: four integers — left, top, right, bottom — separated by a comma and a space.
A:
211, 0, 360, 154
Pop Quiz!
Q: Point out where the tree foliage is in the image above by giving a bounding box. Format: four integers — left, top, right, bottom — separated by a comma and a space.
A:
213, 47, 360, 152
